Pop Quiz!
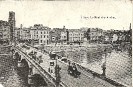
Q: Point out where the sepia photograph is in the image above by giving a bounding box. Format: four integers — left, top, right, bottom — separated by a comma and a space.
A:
0, 0, 132, 87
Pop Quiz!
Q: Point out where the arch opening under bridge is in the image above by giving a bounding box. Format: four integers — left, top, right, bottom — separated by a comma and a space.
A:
13, 51, 48, 87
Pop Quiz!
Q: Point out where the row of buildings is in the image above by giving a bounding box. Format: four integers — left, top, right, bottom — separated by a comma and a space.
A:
85, 24, 132, 44
15, 23, 132, 46
15, 25, 86, 45
0, 11, 132, 46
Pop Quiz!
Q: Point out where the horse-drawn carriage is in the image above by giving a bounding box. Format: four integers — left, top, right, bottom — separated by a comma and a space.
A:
67, 63, 81, 78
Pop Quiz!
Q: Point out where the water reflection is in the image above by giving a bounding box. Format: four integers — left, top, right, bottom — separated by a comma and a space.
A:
64, 48, 132, 86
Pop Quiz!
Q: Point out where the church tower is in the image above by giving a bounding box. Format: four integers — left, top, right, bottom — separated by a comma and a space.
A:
8, 11, 15, 43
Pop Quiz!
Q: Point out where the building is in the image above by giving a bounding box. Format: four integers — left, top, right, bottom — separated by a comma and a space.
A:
50, 26, 68, 44
30, 24, 50, 46
90, 28, 103, 42
85, 28, 104, 43
15, 24, 51, 46
0, 20, 10, 40
59, 26, 67, 44
0, 11, 16, 45
22, 27, 30, 40
15, 24, 30, 41
60, 31, 67, 44
49, 31, 58, 44
67, 29, 84, 44
15, 27, 20, 40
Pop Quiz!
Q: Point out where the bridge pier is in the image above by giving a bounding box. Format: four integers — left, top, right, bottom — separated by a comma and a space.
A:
13, 51, 49, 87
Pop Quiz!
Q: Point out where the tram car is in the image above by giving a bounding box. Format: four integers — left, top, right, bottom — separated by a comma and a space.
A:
49, 52, 56, 60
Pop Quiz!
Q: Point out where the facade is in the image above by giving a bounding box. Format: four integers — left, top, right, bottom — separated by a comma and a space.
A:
15, 28, 20, 40
15, 25, 30, 41
49, 31, 57, 43
89, 28, 103, 41
68, 29, 84, 44
50, 26, 68, 44
60, 30, 67, 42
22, 28, 30, 40
0, 11, 15, 44
15, 24, 51, 45
103, 30, 113, 43
0, 20, 10, 40
30, 24, 50, 45
85, 28, 104, 43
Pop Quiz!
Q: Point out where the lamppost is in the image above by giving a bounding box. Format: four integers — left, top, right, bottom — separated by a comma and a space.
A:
102, 48, 107, 76
55, 38, 61, 87
55, 61, 61, 87
50, 38, 61, 87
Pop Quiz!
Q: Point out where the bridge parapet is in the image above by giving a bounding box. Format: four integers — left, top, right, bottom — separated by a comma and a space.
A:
13, 46, 68, 87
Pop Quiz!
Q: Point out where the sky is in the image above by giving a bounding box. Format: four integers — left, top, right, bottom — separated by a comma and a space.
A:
0, 0, 132, 30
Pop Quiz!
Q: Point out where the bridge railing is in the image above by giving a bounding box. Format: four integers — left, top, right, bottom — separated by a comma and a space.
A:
14, 46, 68, 87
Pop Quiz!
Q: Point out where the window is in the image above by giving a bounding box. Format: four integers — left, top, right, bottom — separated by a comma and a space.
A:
44, 31, 45, 34
40, 40, 42, 43
41, 32, 42, 34
47, 35, 49, 38
44, 35, 45, 38
41, 35, 42, 38
37, 35, 38, 38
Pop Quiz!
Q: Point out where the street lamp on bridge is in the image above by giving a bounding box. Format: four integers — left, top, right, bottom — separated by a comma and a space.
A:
49, 38, 61, 87
102, 48, 107, 76
55, 64, 61, 87
49, 52, 61, 87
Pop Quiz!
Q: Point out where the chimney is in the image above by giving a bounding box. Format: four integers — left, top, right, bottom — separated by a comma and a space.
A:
20, 24, 23, 29
130, 23, 131, 30
63, 26, 65, 29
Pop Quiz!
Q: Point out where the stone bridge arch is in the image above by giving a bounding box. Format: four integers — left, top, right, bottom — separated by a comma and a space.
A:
13, 50, 48, 86
28, 74, 48, 87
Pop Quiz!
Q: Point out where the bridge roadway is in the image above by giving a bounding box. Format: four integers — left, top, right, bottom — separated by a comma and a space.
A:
14, 46, 67, 87
15, 44, 116, 87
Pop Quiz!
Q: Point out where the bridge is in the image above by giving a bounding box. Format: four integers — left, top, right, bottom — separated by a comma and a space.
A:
12, 46, 67, 87
10, 43, 127, 87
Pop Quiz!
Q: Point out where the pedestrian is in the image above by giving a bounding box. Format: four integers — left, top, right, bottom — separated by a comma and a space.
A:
68, 60, 71, 66
72, 63, 77, 72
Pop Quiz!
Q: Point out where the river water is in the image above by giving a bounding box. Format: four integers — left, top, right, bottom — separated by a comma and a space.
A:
49, 44, 131, 86
65, 48, 132, 86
